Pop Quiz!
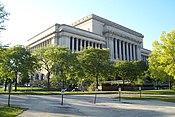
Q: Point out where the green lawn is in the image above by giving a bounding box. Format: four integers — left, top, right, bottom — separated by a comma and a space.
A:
0, 106, 25, 117
122, 90, 175, 95
0, 87, 175, 95
118, 96, 175, 103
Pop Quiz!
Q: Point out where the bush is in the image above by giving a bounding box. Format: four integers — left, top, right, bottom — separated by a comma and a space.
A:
172, 85, 175, 90
31, 80, 47, 88
88, 83, 96, 91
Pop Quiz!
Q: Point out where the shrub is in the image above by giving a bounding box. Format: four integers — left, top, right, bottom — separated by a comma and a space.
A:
172, 84, 175, 90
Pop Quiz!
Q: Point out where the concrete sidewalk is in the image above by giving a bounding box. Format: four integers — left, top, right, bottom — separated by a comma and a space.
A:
0, 94, 174, 117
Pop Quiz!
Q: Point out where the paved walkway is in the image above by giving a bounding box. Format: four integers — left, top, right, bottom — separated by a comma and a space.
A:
0, 94, 175, 117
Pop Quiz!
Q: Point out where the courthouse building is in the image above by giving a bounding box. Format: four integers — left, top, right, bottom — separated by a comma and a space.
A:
27, 14, 150, 79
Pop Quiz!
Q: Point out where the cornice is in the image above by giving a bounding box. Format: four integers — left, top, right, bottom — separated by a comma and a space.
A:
57, 24, 106, 42
103, 25, 142, 43
141, 48, 151, 54
28, 23, 60, 41
72, 14, 144, 38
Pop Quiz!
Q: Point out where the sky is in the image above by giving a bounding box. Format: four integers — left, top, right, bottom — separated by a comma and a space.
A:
0, 0, 175, 50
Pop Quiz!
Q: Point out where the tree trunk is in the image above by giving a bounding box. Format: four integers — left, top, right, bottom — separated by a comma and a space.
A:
62, 71, 65, 89
14, 72, 18, 92
169, 77, 172, 90
62, 79, 65, 89
47, 72, 50, 91
4, 79, 7, 91
94, 75, 98, 104
122, 79, 125, 90
96, 75, 98, 89
156, 80, 158, 90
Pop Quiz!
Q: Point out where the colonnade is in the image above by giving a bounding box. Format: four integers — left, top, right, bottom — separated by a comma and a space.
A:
30, 38, 52, 51
69, 36, 103, 51
109, 37, 141, 61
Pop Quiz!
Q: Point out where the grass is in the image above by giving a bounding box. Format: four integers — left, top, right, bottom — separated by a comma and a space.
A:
0, 87, 175, 95
0, 86, 117, 95
118, 96, 175, 103
0, 106, 25, 117
0, 90, 117, 95
122, 90, 175, 95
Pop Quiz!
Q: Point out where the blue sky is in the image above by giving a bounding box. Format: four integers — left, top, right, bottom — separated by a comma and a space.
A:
1, 0, 175, 50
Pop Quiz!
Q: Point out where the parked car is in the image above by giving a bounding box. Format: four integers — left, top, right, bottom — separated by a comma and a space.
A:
71, 87, 81, 91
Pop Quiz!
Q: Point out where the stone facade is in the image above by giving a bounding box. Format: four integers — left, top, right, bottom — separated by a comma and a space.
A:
27, 14, 151, 80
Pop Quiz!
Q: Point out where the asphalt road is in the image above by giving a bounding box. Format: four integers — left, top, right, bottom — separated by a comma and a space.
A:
0, 94, 175, 117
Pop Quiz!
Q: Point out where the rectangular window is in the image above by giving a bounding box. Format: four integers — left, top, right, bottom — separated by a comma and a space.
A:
74, 38, 77, 51
82, 40, 85, 48
70, 37, 72, 51
93, 43, 95, 48
78, 39, 81, 51
135, 45, 137, 60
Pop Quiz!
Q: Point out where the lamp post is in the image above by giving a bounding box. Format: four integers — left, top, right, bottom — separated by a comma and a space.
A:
8, 83, 12, 107
118, 87, 121, 102
81, 79, 84, 91
139, 86, 142, 98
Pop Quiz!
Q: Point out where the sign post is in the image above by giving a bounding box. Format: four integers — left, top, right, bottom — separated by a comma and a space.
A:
61, 89, 65, 105
139, 87, 142, 98
94, 88, 98, 104
118, 87, 121, 102
8, 83, 12, 107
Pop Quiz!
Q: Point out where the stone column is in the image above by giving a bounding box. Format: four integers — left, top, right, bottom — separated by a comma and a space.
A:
72, 37, 74, 52
109, 37, 114, 60
137, 45, 141, 60
84, 40, 87, 49
123, 41, 126, 60
130, 43, 133, 60
80, 39, 82, 50
67, 36, 70, 49
133, 44, 136, 60
126, 42, 129, 61
119, 40, 122, 60
115, 39, 118, 60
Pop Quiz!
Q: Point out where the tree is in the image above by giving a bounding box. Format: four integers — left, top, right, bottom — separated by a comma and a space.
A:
133, 60, 148, 85
148, 30, 175, 88
0, 47, 13, 91
78, 47, 111, 103
78, 47, 111, 90
49, 46, 79, 89
115, 61, 132, 87
148, 50, 170, 82
115, 60, 147, 88
34, 45, 78, 90
0, 2, 9, 31
7, 45, 38, 91
34, 46, 54, 90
